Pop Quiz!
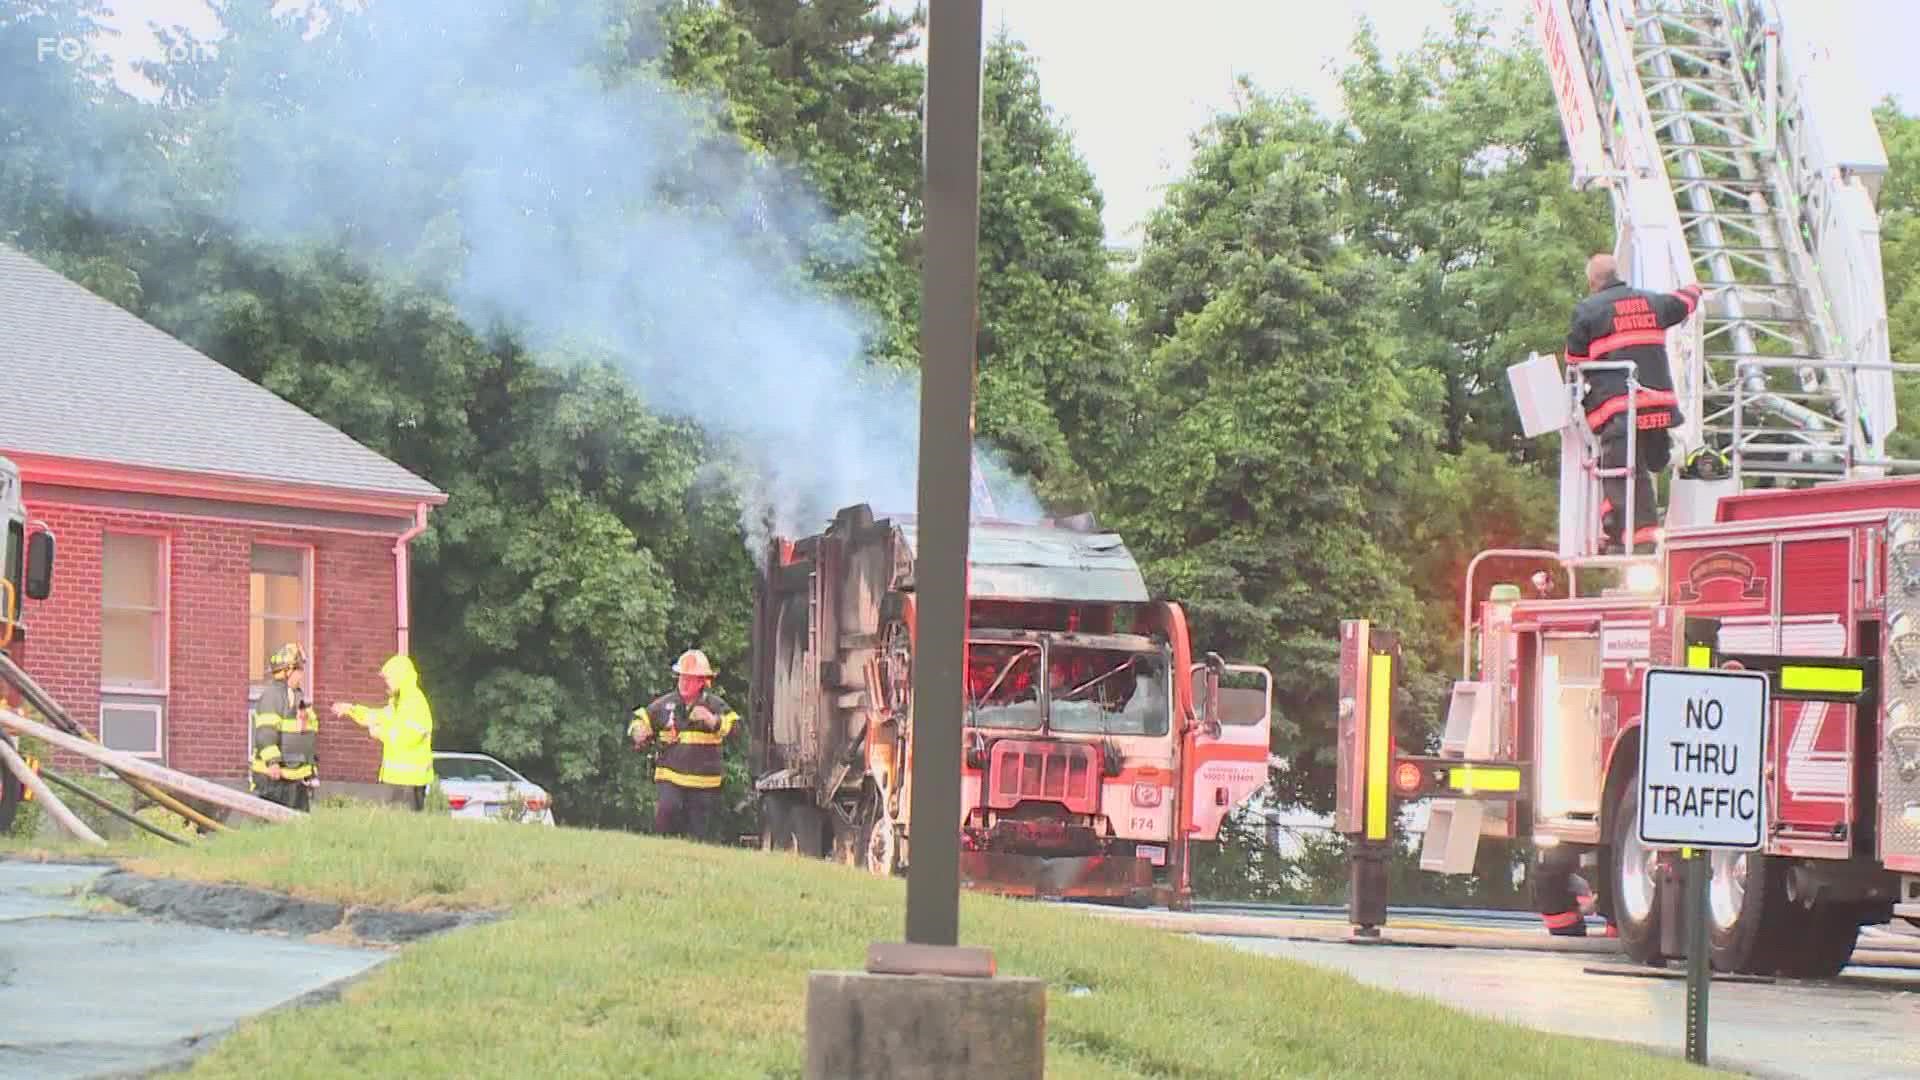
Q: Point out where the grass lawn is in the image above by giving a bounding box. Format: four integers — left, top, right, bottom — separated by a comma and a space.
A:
91, 807, 1713, 1079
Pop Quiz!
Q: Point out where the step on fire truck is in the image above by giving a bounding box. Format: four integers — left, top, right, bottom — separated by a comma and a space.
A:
1335, 0, 1917, 976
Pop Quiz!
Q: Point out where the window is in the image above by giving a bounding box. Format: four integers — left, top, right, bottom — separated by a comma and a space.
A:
250, 545, 311, 689
99, 700, 162, 757
101, 533, 166, 690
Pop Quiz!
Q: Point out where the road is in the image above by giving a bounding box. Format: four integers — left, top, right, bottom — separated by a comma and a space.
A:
0, 862, 388, 1079
1074, 903, 1920, 1078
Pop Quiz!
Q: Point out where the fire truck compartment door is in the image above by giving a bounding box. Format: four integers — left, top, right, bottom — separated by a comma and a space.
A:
1184, 662, 1273, 842
1535, 650, 1603, 819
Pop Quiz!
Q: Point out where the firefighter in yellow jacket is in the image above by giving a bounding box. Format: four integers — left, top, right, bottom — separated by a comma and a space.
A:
630, 649, 737, 841
250, 643, 317, 811
333, 654, 435, 811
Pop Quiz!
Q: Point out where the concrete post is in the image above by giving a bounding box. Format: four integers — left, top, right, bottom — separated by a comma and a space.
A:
806, 971, 1045, 1080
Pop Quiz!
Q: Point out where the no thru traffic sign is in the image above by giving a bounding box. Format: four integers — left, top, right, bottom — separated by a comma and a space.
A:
1638, 667, 1770, 850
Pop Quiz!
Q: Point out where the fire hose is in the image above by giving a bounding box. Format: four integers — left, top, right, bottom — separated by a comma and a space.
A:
0, 653, 226, 834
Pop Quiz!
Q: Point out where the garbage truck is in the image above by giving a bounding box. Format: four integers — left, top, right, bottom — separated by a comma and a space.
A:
748, 503, 1273, 908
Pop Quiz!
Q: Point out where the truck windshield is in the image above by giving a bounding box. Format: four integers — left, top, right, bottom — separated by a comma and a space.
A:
1046, 646, 1169, 737
967, 642, 1043, 730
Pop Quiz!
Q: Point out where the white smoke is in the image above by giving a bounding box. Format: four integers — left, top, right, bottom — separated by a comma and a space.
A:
24, 0, 1046, 552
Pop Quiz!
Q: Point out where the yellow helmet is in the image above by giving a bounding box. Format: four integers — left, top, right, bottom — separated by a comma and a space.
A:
268, 642, 307, 675
671, 649, 715, 678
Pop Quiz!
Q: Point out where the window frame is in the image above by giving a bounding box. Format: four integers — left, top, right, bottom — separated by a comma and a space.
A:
99, 529, 170, 696
248, 541, 315, 699
98, 698, 164, 760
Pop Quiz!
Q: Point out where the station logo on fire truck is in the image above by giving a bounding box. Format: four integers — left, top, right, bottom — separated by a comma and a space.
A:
1637, 667, 1771, 850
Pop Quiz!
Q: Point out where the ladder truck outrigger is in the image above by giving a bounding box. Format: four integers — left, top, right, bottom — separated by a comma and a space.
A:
1336, 0, 1919, 976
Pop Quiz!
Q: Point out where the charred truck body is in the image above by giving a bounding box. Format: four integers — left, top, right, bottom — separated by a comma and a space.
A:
749, 504, 1272, 907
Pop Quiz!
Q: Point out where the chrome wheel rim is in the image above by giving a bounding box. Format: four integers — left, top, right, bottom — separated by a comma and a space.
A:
1618, 797, 1658, 923
1710, 849, 1748, 932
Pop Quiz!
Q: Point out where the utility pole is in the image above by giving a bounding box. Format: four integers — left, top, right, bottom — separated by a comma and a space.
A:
903, 0, 984, 950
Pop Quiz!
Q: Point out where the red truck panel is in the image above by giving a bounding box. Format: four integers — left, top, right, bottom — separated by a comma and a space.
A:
1717, 475, 1920, 522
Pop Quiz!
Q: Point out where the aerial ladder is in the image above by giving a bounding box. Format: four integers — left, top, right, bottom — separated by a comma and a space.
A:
1372, 0, 1906, 903
1516, 0, 1899, 561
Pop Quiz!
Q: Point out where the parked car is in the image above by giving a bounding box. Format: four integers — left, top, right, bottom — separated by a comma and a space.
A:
431, 752, 555, 825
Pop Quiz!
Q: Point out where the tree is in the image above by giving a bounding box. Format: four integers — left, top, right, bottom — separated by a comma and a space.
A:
1111, 88, 1444, 811
1876, 101, 1920, 462
974, 35, 1127, 511
1336, 6, 1612, 457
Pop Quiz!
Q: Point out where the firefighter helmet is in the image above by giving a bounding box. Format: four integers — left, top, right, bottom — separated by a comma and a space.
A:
671, 649, 715, 678
269, 642, 307, 674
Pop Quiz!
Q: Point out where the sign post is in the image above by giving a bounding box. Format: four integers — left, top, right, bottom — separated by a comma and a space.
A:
1638, 665, 1770, 1067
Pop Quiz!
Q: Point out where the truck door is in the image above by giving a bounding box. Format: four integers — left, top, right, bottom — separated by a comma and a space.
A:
1535, 632, 1603, 822
1183, 661, 1274, 842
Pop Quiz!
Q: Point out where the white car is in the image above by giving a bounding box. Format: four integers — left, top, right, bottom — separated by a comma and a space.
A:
432, 752, 556, 825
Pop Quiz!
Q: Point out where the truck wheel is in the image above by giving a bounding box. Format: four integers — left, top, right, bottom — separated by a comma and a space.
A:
1775, 904, 1860, 979
759, 793, 791, 852
1607, 775, 1663, 964
1707, 850, 1800, 975
760, 792, 826, 856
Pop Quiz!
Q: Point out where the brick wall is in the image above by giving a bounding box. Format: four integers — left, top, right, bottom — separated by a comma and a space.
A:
21, 501, 398, 783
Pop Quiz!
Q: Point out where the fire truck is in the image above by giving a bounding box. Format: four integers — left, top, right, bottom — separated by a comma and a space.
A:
1335, 0, 1912, 976
749, 503, 1273, 908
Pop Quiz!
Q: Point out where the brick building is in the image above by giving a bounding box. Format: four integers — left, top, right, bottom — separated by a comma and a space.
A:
0, 244, 446, 791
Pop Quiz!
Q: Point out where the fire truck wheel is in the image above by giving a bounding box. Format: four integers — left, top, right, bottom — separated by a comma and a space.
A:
1774, 903, 1861, 979
1607, 775, 1663, 965
1707, 850, 1791, 975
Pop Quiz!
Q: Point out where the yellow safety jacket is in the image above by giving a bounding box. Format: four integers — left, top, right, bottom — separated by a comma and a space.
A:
250, 680, 318, 783
349, 655, 435, 787
629, 689, 737, 789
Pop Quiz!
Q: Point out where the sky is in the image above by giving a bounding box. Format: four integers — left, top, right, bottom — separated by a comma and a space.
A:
67, 1, 1920, 244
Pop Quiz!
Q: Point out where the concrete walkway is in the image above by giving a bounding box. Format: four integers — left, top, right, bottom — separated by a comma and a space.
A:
0, 862, 389, 1079
1208, 933, 1920, 1079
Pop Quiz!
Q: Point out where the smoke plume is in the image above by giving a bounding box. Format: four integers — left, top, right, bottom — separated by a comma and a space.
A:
19, 0, 1046, 553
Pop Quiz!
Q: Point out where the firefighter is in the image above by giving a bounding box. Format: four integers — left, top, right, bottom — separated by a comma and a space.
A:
249, 643, 317, 811
332, 654, 435, 811
629, 648, 738, 842
1565, 252, 1704, 553
1533, 847, 1611, 937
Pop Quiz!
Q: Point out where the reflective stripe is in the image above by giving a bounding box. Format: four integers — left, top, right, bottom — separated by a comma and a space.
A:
717, 711, 737, 739
1586, 388, 1679, 430
1447, 764, 1521, 793
1675, 283, 1702, 314
674, 730, 723, 746
1780, 664, 1865, 695
655, 766, 723, 789
1542, 910, 1582, 930
1582, 327, 1669, 360
1365, 652, 1391, 841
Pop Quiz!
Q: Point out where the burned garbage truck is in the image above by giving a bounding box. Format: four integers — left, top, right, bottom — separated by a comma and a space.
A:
748, 504, 1273, 907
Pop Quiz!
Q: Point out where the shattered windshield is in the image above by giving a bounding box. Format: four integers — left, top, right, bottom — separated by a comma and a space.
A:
1045, 646, 1169, 737
966, 641, 1043, 730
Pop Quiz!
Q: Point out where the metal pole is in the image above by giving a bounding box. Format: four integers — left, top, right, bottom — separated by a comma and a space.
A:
1685, 849, 1711, 1065
905, 0, 983, 949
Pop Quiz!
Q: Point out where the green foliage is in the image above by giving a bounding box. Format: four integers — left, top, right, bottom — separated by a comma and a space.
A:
1110, 88, 1441, 811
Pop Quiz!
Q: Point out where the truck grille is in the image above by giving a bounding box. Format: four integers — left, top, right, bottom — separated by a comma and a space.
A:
986, 740, 1099, 815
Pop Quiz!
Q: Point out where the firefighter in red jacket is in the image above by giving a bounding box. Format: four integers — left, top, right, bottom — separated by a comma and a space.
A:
629, 649, 738, 842
1565, 253, 1703, 553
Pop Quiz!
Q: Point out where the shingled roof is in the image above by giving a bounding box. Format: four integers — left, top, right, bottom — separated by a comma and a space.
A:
0, 244, 441, 501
